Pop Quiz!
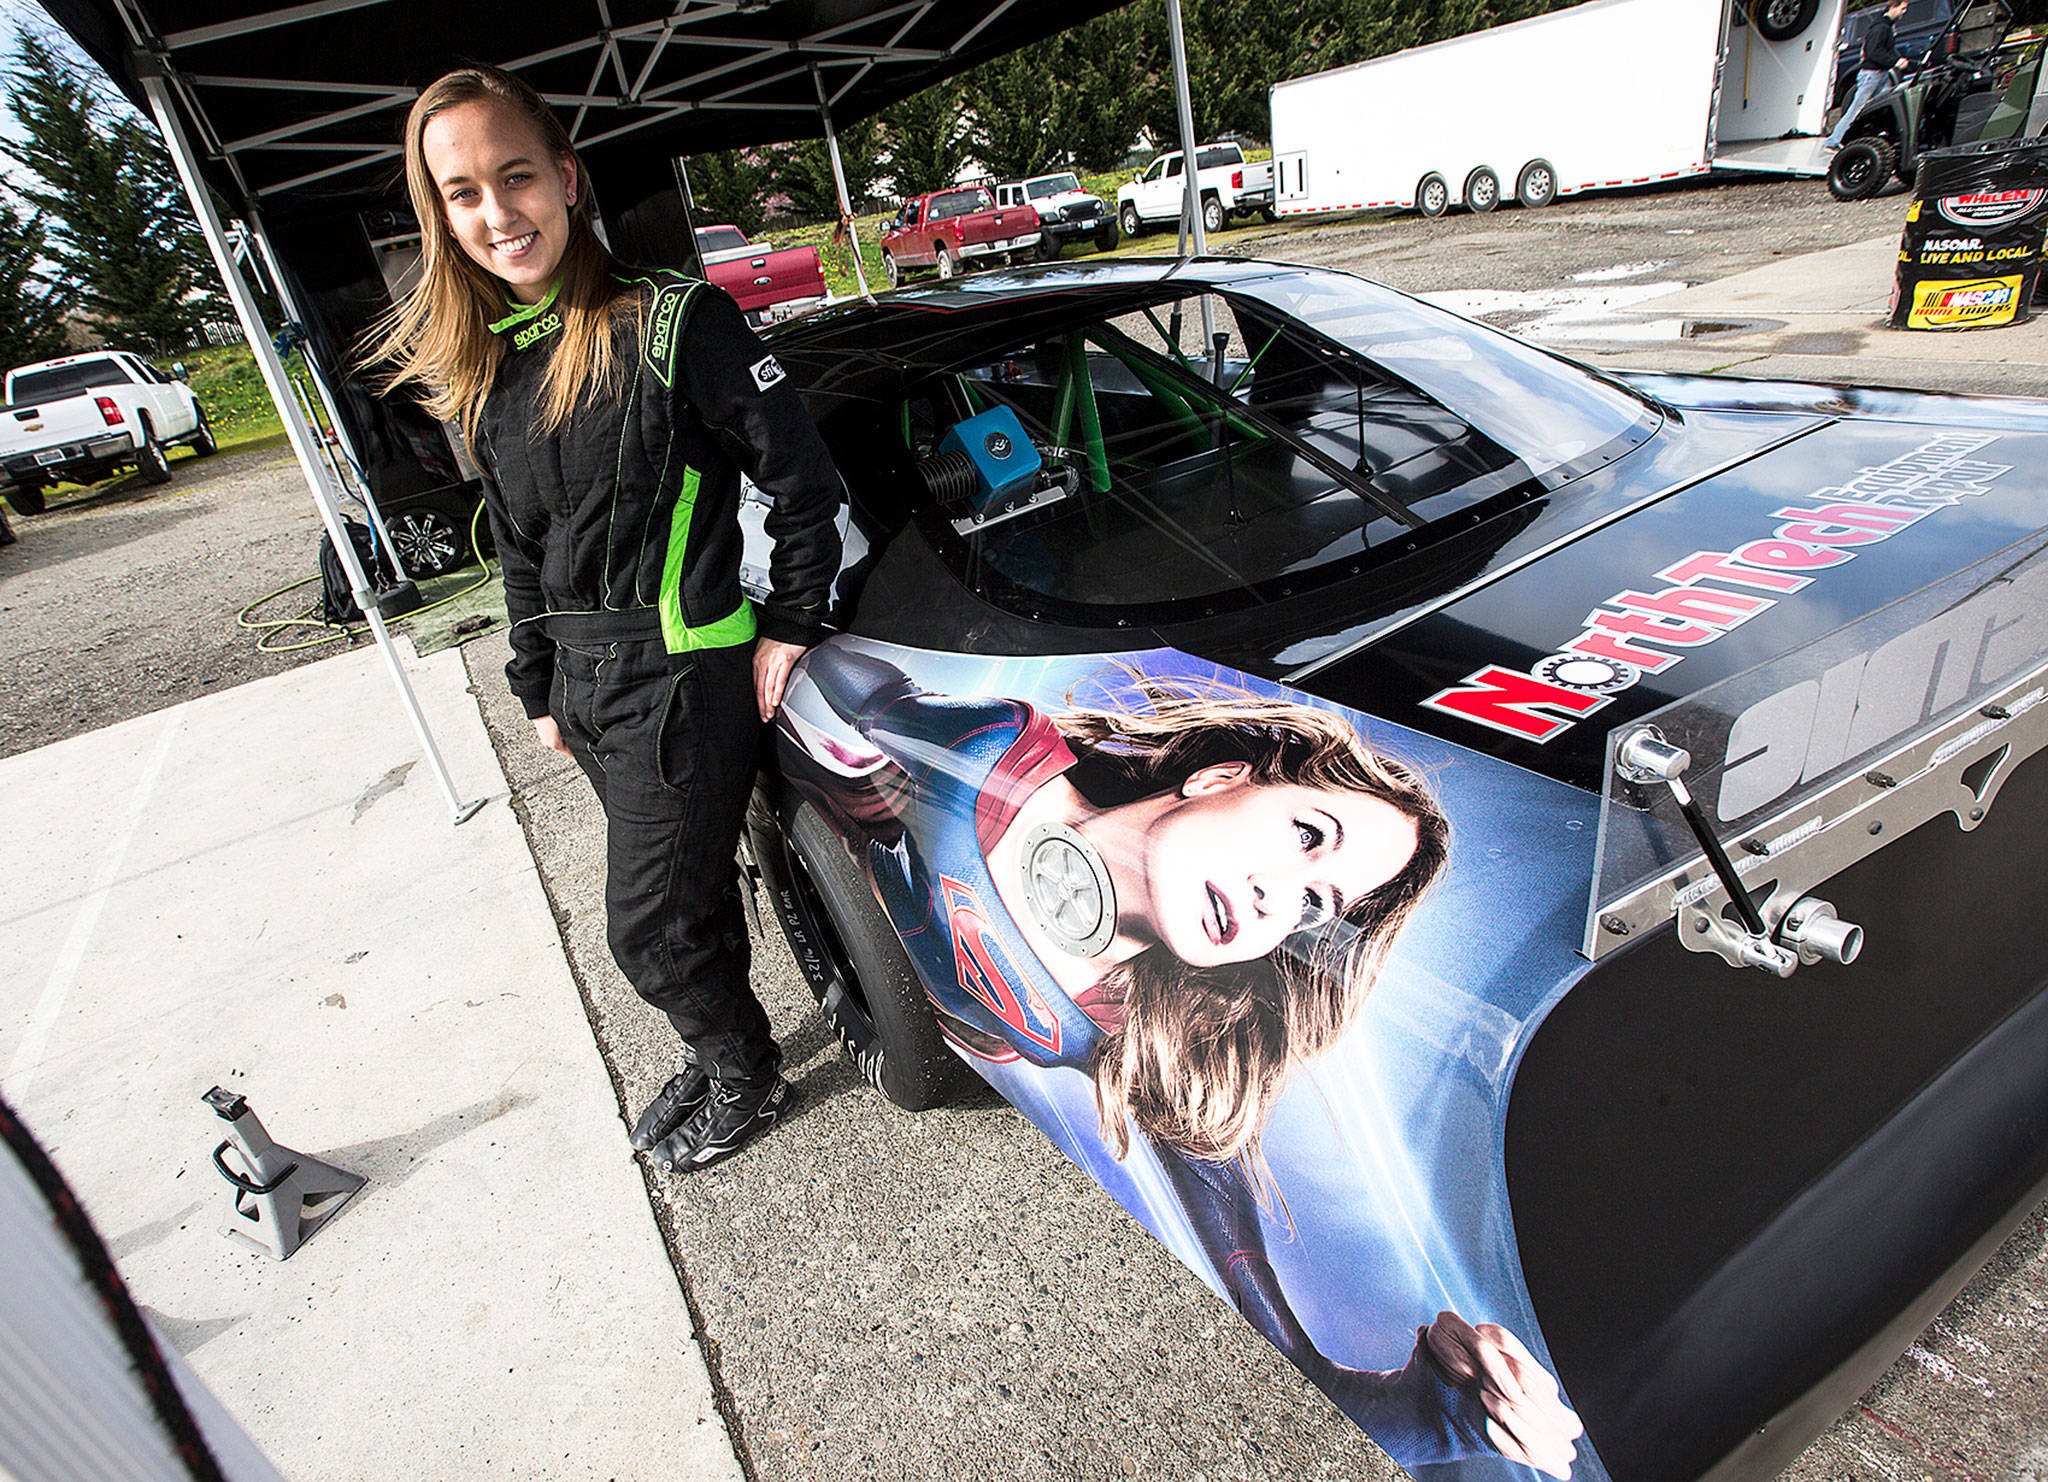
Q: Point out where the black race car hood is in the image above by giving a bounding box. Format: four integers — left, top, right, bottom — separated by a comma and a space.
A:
1296, 401, 2048, 796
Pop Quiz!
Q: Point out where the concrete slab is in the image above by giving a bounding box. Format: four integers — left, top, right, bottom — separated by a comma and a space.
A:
1527, 232, 2048, 370
0, 641, 743, 1482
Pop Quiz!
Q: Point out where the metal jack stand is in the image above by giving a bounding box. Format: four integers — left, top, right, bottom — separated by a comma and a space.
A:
204, 1087, 364, 1260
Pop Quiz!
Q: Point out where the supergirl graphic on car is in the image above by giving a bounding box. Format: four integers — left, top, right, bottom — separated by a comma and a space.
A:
771, 638, 1596, 1479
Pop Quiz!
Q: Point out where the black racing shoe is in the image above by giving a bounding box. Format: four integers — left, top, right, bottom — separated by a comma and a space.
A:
649, 1074, 793, 1173
629, 1062, 711, 1152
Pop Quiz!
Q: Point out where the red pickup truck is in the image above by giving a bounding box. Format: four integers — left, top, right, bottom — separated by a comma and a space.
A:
694, 226, 827, 325
878, 187, 1041, 286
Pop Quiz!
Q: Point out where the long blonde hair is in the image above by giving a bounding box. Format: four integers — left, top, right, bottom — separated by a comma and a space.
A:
361, 66, 632, 442
1055, 674, 1449, 1172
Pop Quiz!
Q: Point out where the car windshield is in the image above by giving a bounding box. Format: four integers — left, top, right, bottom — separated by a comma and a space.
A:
1027, 175, 1081, 198
931, 189, 990, 219
901, 278, 1656, 612
695, 227, 749, 252
10, 360, 125, 405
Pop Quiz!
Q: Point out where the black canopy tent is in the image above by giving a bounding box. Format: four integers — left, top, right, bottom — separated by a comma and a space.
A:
36, 0, 1209, 817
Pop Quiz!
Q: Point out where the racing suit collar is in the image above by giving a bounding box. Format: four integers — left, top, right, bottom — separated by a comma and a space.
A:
488, 278, 562, 336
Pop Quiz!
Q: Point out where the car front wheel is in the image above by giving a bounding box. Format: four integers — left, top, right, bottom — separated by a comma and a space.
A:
1036, 233, 1062, 261
749, 792, 973, 1111
1120, 201, 1143, 238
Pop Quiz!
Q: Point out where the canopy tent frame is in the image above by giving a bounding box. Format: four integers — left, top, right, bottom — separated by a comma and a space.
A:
45, 0, 1209, 823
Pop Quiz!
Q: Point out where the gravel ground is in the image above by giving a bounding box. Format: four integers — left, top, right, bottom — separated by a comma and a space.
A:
0, 442, 335, 759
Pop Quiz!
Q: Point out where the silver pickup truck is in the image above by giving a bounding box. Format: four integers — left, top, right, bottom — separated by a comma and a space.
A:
1, 350, 216, 513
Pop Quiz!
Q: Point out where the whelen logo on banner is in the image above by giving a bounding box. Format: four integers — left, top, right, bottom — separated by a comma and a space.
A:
1420, 436, 2013, 744
1938, 189, 2048, 228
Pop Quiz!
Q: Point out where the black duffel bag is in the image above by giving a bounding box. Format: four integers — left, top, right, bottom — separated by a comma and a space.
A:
1892, 137, 2048, 329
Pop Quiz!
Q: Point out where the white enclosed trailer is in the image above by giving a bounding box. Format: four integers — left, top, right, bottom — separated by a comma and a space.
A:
1269, 0, 1846, 219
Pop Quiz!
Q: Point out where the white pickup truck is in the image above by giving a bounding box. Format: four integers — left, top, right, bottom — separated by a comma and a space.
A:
1115, 140, 1276, 239
0, 350, 215, 512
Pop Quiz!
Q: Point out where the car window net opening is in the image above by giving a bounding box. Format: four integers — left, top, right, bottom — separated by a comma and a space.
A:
894, 281, 1655, 613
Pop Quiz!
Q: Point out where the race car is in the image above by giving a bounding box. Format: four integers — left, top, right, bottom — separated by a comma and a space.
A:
737, 257, 2048, 1482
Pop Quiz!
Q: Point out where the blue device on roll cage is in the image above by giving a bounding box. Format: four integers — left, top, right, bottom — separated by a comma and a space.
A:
918, 405, 1077, 533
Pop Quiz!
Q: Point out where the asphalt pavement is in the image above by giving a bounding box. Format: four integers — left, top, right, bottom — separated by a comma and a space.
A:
2, 184, 2044, 1482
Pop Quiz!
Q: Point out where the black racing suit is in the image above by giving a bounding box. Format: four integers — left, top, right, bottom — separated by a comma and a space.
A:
476, 273, 843, 1080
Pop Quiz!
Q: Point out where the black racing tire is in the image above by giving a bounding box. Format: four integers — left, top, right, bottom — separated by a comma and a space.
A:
189, 405, 217, 457
1829, 138, 1894, 200
1516, 158, 1558, 209
750, 792, 972, 1111
1753, 0, 1819, 42
1035, 232, 1062, 262
1095, 220, 1120, 251
6, 483, 47, 515
1200, 193, 1225, 235
1463, 166, 1502, 214
934, 244, 956, 280
136, 416, 171, 485
882, 250, 900, 289
390, 507, 468, 578
1120, 201, 1143, 238
1415, 173, 1451, 218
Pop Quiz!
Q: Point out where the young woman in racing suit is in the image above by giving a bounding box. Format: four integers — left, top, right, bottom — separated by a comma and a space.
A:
784, 644, 1583, 1478
368, 67, 844, 1172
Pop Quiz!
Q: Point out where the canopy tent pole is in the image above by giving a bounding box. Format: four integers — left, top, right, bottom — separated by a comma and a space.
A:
812, 65, 874, 301
140, 67, 486, 826
1166, 0, 1206, 259
1163, 0, 1215, 364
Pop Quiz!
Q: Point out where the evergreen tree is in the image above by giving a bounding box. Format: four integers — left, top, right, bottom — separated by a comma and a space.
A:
3, 30, 223, 353
880, 77, 971, 197
682, 148, 778, 236
0, 198, 75, 368
767, 119, 885, 224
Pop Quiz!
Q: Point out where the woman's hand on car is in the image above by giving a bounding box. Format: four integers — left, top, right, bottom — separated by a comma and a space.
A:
754, 637, 809, 721
1423, 1310, 1583, 1478
532, 716, 572, 756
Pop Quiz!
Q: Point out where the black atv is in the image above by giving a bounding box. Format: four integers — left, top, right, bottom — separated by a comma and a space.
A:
1828, 0, 2044, 198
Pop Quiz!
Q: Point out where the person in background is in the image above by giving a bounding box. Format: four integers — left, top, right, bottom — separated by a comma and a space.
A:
365, 67, 844, 1173
1827, 0, 1914, 151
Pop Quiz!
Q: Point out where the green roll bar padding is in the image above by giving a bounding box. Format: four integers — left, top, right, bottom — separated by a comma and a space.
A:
1061, 334, 1113, 493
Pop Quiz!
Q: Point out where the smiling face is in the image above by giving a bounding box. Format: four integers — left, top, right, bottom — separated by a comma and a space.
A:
420, 97, 577, 304
1126, 763, 1422, 969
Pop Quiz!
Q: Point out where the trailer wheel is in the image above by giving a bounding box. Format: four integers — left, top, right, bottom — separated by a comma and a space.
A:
1752, 0, 1819, 42
1828, 138, 1894, 200
1463, 167, 1501, 214
1516, 159, 1558, 209
1415, 173, 1451, 218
